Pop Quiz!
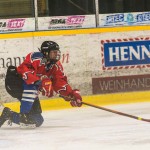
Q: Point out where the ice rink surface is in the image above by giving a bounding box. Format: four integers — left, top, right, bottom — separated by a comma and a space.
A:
0, 102, 150, 150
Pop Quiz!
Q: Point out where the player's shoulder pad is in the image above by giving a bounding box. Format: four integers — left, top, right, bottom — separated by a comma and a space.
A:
31, 52, 44, 61
55, 61, 64, 71
56, 61, 62, 66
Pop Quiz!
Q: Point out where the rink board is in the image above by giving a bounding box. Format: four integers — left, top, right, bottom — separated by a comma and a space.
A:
1, 25, 150, 107
3, 90, 150, 112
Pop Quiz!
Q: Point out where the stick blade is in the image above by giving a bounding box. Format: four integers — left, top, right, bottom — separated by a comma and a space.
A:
20, 123, 36, 129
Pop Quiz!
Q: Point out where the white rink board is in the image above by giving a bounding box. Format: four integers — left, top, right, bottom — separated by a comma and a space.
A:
0, 30, 150, 102
38, 15, 96, 30
0, 18, 35, 33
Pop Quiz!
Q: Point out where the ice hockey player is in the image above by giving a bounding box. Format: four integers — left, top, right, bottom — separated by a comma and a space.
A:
0, 41, 82, 128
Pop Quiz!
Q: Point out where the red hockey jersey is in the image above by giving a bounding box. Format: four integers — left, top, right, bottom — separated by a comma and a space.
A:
17, 52, 72, 96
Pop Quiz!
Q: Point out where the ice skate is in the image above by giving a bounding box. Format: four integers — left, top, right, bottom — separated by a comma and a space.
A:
19, 113, 36, 129
0, 107, 12, 127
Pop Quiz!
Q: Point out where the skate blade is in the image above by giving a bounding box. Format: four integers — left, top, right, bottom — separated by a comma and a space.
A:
20, 123, 36, 129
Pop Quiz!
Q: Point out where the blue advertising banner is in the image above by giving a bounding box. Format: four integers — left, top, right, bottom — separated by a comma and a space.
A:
99, 12, 150, 27
101, 38, 150, 70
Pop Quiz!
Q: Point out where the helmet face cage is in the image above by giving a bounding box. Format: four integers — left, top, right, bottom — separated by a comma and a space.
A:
49, 50, 61, 62
41, 41, 60, 62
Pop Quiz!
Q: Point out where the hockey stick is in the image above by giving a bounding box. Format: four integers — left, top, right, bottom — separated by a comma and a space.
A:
59, 95, 150, 122
82, 102, 150, 123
